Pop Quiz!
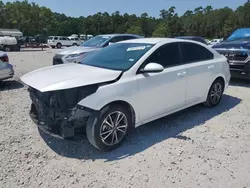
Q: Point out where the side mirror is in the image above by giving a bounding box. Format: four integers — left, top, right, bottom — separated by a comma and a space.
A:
140, 63, 164, 73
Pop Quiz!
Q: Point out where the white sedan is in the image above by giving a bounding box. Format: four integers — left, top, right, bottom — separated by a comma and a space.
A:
0, 51, 14, 82
21, 38, 231, 151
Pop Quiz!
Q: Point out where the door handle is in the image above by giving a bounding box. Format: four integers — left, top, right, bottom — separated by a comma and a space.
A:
177, 71, 187, 77
208, 65, 215, 69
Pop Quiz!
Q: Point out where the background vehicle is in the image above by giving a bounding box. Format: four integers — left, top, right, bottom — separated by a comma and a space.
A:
47, 36, 79, 49
53, 34, 142, 65
0, 36, 21, 52
21, 38, 230, 151
175, 36, 208, 45
68, 36, 81, 45
80, 34, 93, 42
210, 39, 223, 46
0, 51, 14, 82
213, 28, 250, 79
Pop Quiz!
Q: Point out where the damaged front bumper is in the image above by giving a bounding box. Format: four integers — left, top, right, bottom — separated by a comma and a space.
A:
29, 103, 94, 138
28, 86, 98, 139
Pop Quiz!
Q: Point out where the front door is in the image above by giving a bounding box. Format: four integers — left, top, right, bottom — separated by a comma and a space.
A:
136, 43, 187, 122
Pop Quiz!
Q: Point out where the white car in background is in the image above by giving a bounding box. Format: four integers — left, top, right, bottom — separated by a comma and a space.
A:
210, 39, 223, 47
21, 38, 230, 151
47, 36, 81, 49
0, 51, 14, 82
52, 34, 142, 65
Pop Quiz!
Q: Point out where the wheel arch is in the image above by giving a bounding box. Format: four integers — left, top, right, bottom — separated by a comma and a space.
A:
204, 74, 227, 102
214, 76, 225, 91
101, 100, 136, 128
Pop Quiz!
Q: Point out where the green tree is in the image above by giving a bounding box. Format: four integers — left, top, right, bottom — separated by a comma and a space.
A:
126, 26, 143, 35
152, 22, 170, 37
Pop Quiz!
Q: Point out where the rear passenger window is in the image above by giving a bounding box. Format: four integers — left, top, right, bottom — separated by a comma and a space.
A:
146, 43, 180, 68
123, 36, 136, 40
61, 37, 68, 40
180, 42, 214, 64
110, 36, 124, 43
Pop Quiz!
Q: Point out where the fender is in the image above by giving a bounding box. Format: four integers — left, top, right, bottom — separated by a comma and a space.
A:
77, 79, 141, 123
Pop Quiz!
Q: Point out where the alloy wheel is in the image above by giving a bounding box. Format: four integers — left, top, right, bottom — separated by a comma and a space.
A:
210, 82, 222, 104
100, 111, 128, 146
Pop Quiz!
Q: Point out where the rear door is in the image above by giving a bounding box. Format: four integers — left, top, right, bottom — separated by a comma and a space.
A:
179, 42, 216, 104
136, 42, 188, 121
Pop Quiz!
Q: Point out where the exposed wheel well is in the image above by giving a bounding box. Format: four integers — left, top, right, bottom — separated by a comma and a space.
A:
104, 100, 136, 128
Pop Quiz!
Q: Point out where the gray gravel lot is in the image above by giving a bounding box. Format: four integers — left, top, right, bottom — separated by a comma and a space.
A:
0, 49, 250, 188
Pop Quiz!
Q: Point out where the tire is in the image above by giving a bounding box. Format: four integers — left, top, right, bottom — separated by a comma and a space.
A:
56, 43, 62, 49
204, 79, 224, 107
86, 104, 132, 151
4, 46, 10, 52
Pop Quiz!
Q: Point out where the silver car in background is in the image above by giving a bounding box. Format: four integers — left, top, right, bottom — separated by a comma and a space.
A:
0, 51, 14, 82
53, 34, 142, 65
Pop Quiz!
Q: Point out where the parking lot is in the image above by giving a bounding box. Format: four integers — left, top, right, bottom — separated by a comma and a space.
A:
0, 49, 250, 188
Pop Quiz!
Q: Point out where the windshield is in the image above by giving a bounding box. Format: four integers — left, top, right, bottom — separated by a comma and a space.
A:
80, 43, 154, 71
81, 36, 111, 47
226, 28, 250, 41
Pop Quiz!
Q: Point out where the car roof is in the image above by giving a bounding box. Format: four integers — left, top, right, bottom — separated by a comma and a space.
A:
176, 36, 204, 39
119, 37, 197, 44
98, 34, 142, 38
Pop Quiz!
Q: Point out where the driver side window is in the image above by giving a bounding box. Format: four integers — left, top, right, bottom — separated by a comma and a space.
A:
146, 43, 181, 68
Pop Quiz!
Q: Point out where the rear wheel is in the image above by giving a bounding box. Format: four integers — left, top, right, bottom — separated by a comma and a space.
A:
4, 46, 11, 52
56, 43, 62, 49
204, 79, 224, 107
86, 105, 132, 151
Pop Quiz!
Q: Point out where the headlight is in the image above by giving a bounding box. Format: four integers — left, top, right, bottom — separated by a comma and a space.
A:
66, 52, 86, 59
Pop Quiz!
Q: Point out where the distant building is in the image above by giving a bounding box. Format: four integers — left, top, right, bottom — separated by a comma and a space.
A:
0, 28, 23, 37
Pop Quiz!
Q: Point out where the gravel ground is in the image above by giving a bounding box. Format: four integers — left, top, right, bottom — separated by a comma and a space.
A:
0, 49, 250, 188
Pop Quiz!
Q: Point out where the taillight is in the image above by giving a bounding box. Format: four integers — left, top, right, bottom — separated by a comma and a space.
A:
0, 55, 9, 63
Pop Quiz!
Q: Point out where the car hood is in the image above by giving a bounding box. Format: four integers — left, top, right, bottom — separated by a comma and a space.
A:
212, 40, 249, 50
57, 46, 100, 55
20, 63, 122, 92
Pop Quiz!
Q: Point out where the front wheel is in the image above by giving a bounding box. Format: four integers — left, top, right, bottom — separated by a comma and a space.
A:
204, 79, 224, 107
56, 43, 62, 49
86, 105, 132, 151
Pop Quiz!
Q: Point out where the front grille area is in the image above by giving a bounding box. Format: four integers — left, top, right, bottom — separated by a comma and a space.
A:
53, 54, 64, 65
218, 51, 248, 61
229, 64, 245, 71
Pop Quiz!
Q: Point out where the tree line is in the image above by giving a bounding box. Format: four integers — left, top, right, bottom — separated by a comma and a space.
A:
0, 0, 250, 39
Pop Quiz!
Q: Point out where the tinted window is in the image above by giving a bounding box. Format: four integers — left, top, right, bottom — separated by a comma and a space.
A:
110, 36, 124, 43
146, 43, 180, 68
180, 42, 214, 64
61, 37, 69, 40
123, 36, 137, 40
54, 37, 58, 40
81, 36, 111, 47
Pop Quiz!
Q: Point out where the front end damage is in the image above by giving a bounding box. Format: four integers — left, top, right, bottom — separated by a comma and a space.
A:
28, 85, 98, 138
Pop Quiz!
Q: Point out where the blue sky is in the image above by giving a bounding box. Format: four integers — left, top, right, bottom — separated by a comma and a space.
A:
3, 0, 247, 17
